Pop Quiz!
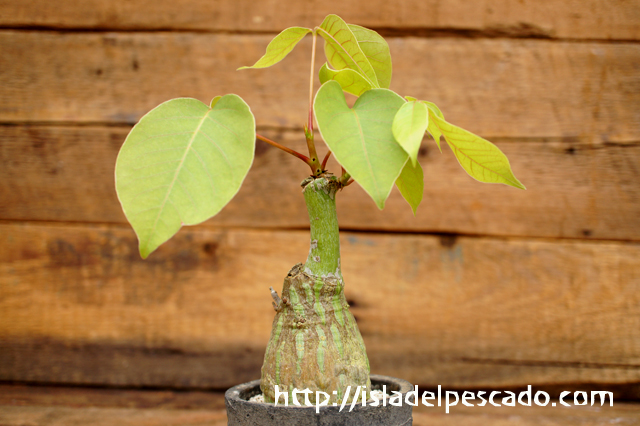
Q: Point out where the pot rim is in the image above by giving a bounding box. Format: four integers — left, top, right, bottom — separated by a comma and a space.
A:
225, 374, 413, 411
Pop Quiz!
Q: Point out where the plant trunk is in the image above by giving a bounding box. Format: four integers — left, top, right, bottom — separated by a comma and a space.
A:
261, 175, 370, 404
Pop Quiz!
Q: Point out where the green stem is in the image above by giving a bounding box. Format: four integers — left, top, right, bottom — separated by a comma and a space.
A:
302, 176, 341, 277
261, 175, 370, 404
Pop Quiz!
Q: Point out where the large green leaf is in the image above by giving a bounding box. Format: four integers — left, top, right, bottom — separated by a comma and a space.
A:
430, 114, 525, 189
318, 63, 373, 96
317, 15, 379, 88
348, 24, 392, 88
238, 27, 311, 69
392, 100, 428, 166
396, 160, 424, 215
115, 96, 256, 258
314, 81, 407, 209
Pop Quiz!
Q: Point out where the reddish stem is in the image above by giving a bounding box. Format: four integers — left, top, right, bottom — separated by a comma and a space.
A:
256, 134, 310, 163
321, 150, 332, 170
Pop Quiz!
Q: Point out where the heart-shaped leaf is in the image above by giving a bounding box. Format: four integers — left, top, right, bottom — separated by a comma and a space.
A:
115, 95, 256, 258
430, 114, 525, 189
238, 27, 311, 69
317, 15, 379, 88
314, 81, 407, 209
318, 63, 373, 96
348, 24, 392, 89
392, 100, 428, 166
396, 160, 424, 215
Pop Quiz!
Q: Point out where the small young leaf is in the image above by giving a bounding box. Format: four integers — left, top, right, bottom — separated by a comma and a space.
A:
314, 81, 407, 209
238, 27, 311, 69
430, 114, 525, 190
396, 160, 424, 215
318, 63, 373, 96
392, 100, 428, 166
406, 96, 443, 152
115, 95, 256, 258
210, 96, 222, 108
423, 100, 444, 119
317, 15, 379, 88
348, 24, 392, 89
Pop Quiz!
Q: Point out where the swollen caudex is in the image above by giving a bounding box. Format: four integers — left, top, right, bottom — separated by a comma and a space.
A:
262, 264, 369, 404
260, 176, 370, 405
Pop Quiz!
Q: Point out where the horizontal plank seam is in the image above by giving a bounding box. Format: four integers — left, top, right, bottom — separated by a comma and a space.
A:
0, 378, 241, 393
0, 219, 639, 245
2, 122, 640, 148
0, 26, 638, 44
458, 357, 640, 370
0, 379, 231, 393
0, 121, 134, 129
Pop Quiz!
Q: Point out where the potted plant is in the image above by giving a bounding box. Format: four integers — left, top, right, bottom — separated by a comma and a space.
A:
115, 14, 524, 425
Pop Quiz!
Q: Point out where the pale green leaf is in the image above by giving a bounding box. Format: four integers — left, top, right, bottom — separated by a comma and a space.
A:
430, 114, 525, 189
406, 96, 443, 152
396, 160, 424, 215
348, 24, 392, 88
392, 100, 428, 166
238, 27, 311, 69
423, 100, 444, 119
314, 81, 407, 209
115, 96, 256, 258
317, 15, 379, 87
318, 62, 373, 96
210, 96, 221, 108
425, 107, 443, 152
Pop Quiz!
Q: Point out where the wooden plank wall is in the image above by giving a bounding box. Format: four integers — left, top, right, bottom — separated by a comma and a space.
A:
1, 0, 639, 399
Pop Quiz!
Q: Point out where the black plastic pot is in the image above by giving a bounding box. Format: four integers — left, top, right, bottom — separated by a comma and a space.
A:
225, 374, 413, 425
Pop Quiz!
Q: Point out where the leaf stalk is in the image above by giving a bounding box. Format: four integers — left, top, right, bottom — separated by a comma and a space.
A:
305, 31, 322, 177
321, 150, 332, 170
256, 133, 312, 165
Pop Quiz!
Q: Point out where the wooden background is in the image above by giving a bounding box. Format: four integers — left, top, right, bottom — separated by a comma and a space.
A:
1, 0, 640, 424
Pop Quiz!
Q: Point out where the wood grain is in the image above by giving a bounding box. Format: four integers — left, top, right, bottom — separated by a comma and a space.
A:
0, 222, 638, 389
0, 384, 226, 410
2, 125, 639, 241
412, 400, 640, 426
0, 405, 228, 426
0, 0, 638, 41
1, 385, 640, 426
1, 32, 638, 142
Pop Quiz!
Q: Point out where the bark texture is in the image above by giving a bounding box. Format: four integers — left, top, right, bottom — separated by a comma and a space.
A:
261, 176, 370, 404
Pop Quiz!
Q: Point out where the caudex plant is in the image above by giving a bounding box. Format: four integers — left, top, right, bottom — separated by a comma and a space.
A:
115, 14, 525, 406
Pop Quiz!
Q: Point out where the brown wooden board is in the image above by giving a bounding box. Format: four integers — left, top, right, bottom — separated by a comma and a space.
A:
0, 384, 226, 410
1, 222, 638, 389
3, 404, 640, 426
1, 31, 638, 142
0, 405, 228, 426
0, 0, 638, 41
412, 400, 640, 426
2, 125, 639, 241
1, 385, 640, 426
